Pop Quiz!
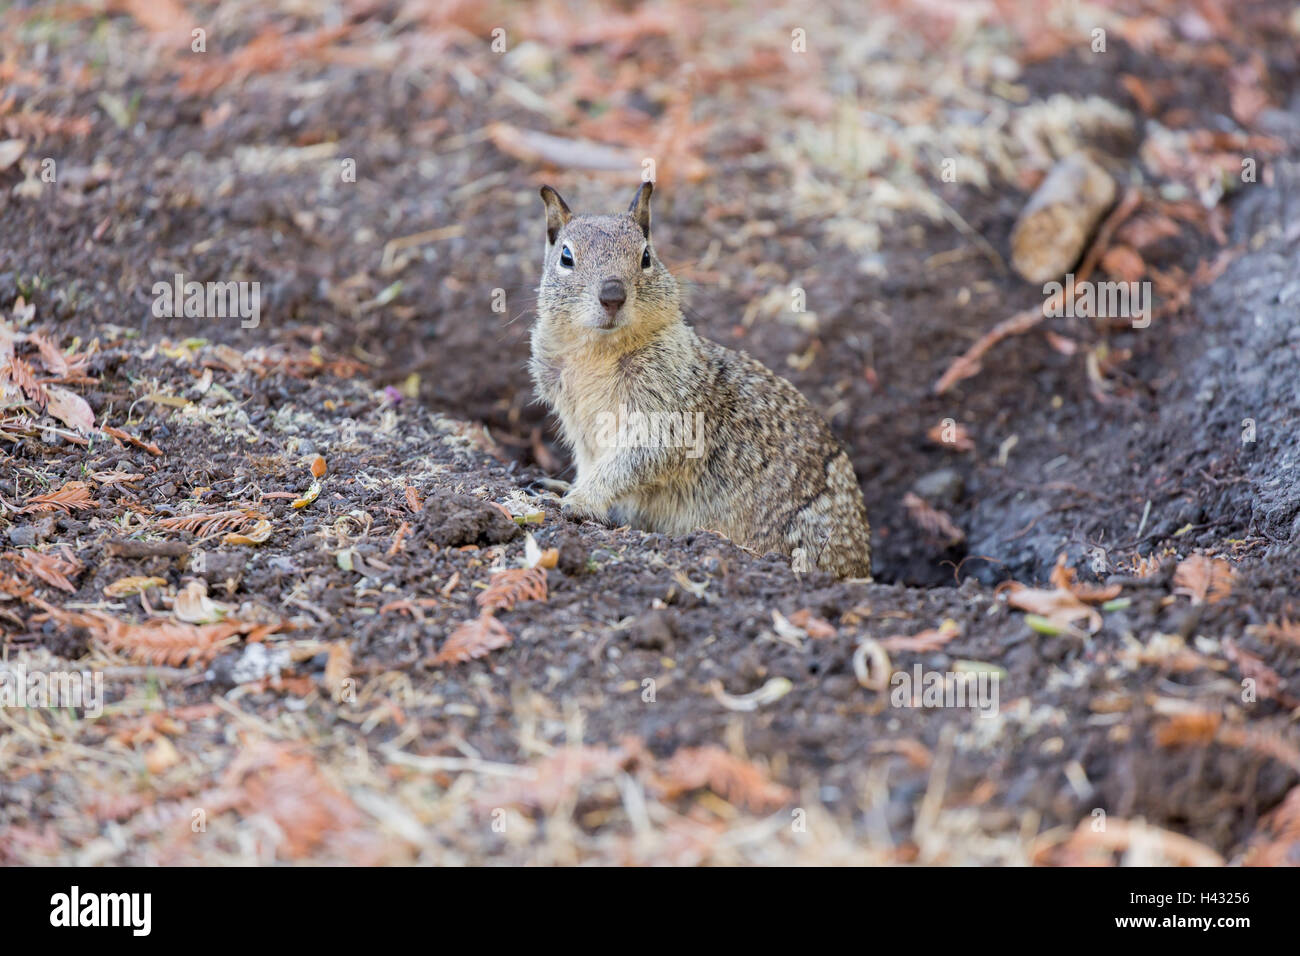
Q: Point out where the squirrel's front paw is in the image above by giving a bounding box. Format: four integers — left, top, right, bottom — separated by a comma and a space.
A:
560, 488, 605, 523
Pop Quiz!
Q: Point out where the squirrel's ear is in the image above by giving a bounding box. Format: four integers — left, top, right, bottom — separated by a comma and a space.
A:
628, 181, 653, 239
539, 185, 572, 245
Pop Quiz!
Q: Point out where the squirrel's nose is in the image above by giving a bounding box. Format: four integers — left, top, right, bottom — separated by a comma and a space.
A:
598, 278, 627, 318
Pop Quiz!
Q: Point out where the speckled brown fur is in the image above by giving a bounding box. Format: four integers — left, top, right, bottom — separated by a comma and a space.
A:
531, 183, 871, 578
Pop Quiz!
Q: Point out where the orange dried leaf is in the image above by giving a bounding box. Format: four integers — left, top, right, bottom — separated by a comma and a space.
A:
91, 616, 244, 667
1048, 554, 1122, 603
1248, 618, 1300, 649
925, 419, 974, 452
655, 746, 791, 812
880, 619, 961, 653
1100, 244, 1146, 283
476, 567, 547, 613
1222, 639, 1288, 704
103, 575, 168, 598
431, 613, 513, 665
102, 425, 163, 456
1044, 817, 1224, 867
787, 608, 836, 639
1000, 582, 1101, 634
222, 741, 366, 860
1173, 554, 1235, 604
158, 509, 265, 537
27, 331, 70, 378
324, 642, 352, 700
8, 356, 48, 407
1154, 710, 1222, 747
1243, 785, 1300, 867
21, 481, 97, 514
2, 548, 82, 593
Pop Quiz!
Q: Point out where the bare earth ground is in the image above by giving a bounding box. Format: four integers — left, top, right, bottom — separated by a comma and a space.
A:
2, 0, 1300, 865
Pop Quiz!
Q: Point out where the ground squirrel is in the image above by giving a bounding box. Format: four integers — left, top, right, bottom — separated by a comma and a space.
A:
530, 182, 871, 578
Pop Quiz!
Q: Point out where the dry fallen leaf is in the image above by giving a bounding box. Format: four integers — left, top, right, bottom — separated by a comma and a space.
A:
476, 567, 547, 613
222, 740, 368, 861
104, 575, 168, 598
1242, 785, 1300, 867
44, 386, 95, 433
1173, 553, 1235, 604
173, 579, 231, 624
0, 139, 26, 172
90, 471, 145, 486
324, 642, 352, 701
655, 746, 791, 812
475, 743, 638, 816
21, 481, 98, 514
2, 548, 82, 592
431, 613, 513, 665
145, 737, 181, 775
1154, 709, 1222, 747
786, 608, 837, 639
101, 424, 163, 456
158, 509, 264, 537
292, 480, 322, 509
223, 518, 273, 546
1001, 583, 1102, 634
90, 616, 245, 667
1116, 211, 1182, 250
880, 618, 961, 653
8, 356, 48, 407
1222, 639, 1290, 704
1100, 244, 1146, 283
1247, 618, 1300, 649
902, 492, 965, 546
925, 419, 975, 452
1041, 816, 1224, 867
27, 331, 71, 377
1048, 554, 1122, 603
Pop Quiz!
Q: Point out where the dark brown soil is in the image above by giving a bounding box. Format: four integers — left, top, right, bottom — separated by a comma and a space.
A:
2, 0, 1299, 865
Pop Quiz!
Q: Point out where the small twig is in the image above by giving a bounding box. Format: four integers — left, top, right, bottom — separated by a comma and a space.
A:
933, 186, 1143, 395
101, 665, 195, 681
383, 748, 537, 778
1134, 499, 1152, 540
931, 191, 1007, 273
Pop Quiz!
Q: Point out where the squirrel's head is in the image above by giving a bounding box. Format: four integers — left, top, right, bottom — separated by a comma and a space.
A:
537, 182, 681, 337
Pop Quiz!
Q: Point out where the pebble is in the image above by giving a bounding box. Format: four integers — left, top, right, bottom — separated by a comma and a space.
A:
912, 467, 964, 505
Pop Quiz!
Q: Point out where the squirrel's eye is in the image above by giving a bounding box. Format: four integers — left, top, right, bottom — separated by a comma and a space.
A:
559, 245, 574, 269
641, 246, 652, 270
